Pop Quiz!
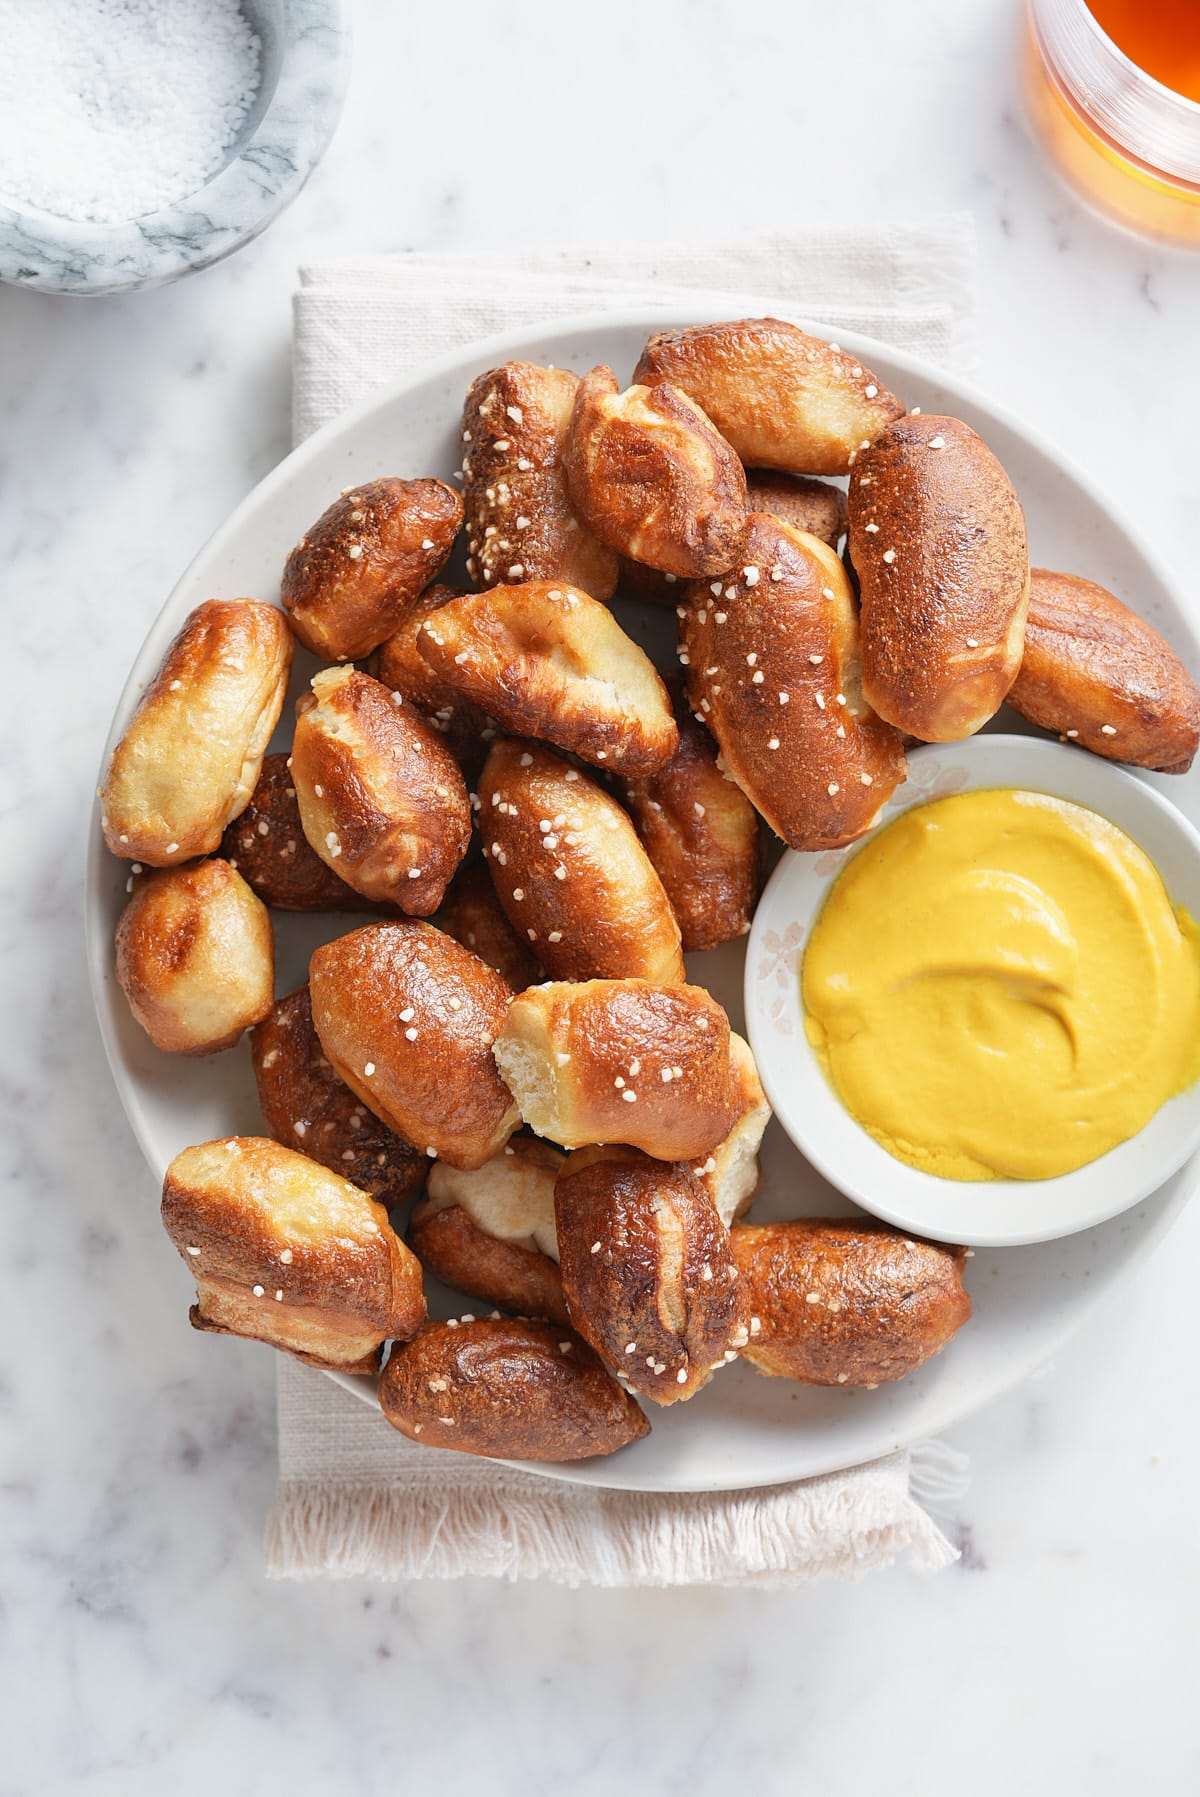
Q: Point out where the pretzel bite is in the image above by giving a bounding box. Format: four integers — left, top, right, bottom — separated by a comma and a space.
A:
462, 362, 618, 600
699, 1033, 771, 1227
555, 1147, 742, 1405
379, 1316, 649, 1460
744, 470, 847, 549
848, 414, 1030, 741
494, 979, 738, 1159
281, 476, 462, 662
162, 1136, 426, 1373
416, 580, 678, 776
409, 1139, 568, 1326
683, 514, 907, 851
730, 1219, 970, 1386
478, 740, 684, 983
436, 861, 541, 991
220, 753, 377, 912
309, 920, 520, 1168
101, 599, 292, 866
1007, 569, 1200, 773
291, 667, 471, 913
250, 986, 426, 1207
370, 584, 494, 778
614, 556, 684, 606
633, 318, 904, 476
564, 365, 749, 578
620, 694, 761, 951
115, 858, 274, 1054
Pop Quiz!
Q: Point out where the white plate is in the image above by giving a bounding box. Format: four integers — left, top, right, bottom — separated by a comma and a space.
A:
87, 303, 1200, 1493
748, 736, 1200, 1247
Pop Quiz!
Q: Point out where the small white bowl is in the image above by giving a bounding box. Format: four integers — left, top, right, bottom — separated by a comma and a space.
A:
745, 735, 1200, 1246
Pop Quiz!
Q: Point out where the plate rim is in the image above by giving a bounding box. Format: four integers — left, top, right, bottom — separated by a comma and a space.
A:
86, 298, 1200, 1493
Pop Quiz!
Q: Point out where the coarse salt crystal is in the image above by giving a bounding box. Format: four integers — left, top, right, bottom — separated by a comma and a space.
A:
0, 1, 264, 225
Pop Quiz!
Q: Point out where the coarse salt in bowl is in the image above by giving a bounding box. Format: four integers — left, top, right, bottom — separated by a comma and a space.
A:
0, 0, 349, 296
746, 735, 1200, 1248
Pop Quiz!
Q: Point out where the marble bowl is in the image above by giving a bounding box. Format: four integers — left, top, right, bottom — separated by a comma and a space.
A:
0, 0, 349, 296
747, 736, 1200, 1248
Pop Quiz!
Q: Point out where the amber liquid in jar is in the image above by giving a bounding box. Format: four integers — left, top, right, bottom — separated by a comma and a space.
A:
1084, 0, 1200, 102
1025, 0, 1200, 243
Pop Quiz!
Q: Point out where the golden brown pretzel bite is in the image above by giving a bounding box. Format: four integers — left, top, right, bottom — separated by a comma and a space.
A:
478, 739, 684, 984
730, 1219, 970, 1386
744, 470, 847, 549
370, 583, 494, 777
564, 365, 749, 577
309, 920, 520, 1169
633, 319, 904, 475
162, 1136, 426, 1373
291, 667, 471, 914
493, 978, 738, 1160
409, 1139, 568, 1326
115, 858, 274, 1054
848, 414, 1030, 741
683, 513, 907, 851
620, 693, 761, 951
281, 476, 462, 662
379, 1316, 649, 1460
220, 753, 379, 912
435, 860, 541, 991
415, 580, 678, 776
700, 1033, 772, 1227
462, 362, 619, 600
1007, 568, 1200, 773
101, 599, 293, 867
250, 986, 426, 1207
555, 1146, 742, 1405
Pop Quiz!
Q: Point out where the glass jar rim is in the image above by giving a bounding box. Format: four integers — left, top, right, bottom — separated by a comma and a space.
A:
1030, 0, 1200, 185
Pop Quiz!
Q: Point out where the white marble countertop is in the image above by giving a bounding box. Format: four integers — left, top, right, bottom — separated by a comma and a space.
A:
3, 0, 1198, 1789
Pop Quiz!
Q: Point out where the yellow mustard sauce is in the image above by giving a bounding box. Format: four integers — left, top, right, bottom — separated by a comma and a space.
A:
801, 789, 1200, 1181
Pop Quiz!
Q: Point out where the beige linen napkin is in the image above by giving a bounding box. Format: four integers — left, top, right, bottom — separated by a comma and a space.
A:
268, 223, 975, 1586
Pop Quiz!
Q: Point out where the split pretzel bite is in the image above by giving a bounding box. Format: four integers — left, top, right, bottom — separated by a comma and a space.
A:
848, 414, 1030, 741
1007, 568, 1200, 774
730, 1219, 970, 1386
220, 753, 377, 912
633, 318, 904, 476
115, 858, 274, 1055
161, 1136, 426, 1374
370, 584, 494, 778
620, 692, 761, 952
100, 599, 293, 866
309, 920, 520, 1169
682, 513, 907, 851
555, 1146, 742, 1405
415, 579, 677, 777
281, 476, 462, 662
493, 978, 739, 1161
409, 1139, 569, 1327
564, 365, 749, 577
291, 667, 471, 914
478, 739, 684, 984
700, 1033, 772, 1228
379, 1316, 649, 1461
250, 986, 426, 1207
462, 362, 618, 600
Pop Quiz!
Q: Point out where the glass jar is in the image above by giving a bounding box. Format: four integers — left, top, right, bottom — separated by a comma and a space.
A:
1025, 0, 1200, 244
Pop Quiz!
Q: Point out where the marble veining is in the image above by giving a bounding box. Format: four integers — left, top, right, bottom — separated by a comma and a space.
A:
1, 0, 1198, 1789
